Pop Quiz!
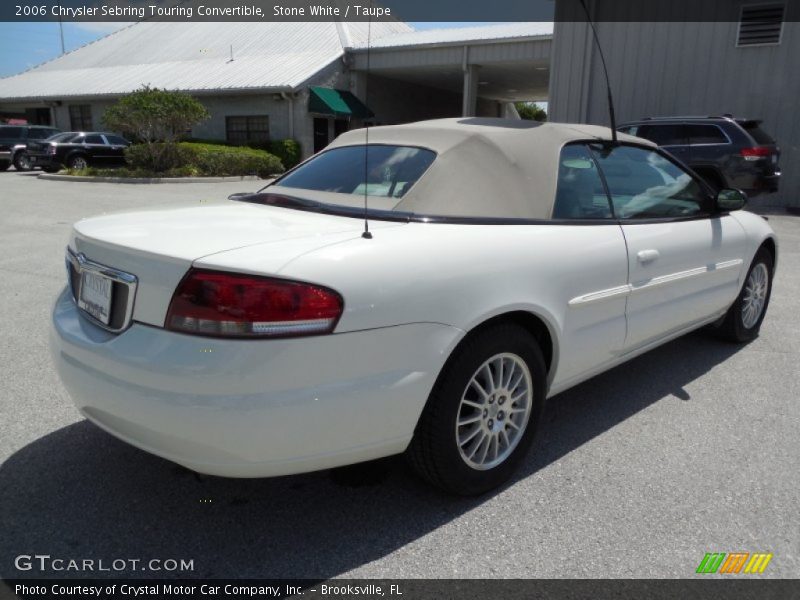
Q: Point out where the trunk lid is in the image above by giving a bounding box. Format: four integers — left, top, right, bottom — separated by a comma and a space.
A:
70, 200, 402, 327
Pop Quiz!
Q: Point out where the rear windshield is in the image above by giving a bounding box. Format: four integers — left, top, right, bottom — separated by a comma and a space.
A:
739, 121, 775, 145
275, 145, 436, 199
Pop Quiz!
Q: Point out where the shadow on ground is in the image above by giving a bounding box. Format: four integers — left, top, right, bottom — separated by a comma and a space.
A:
0, 331, 741, 579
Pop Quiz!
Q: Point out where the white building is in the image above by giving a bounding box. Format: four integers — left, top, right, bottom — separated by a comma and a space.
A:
0, 21, 552, 157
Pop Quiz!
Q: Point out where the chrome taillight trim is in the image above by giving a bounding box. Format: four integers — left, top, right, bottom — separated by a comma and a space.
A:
65, 246, 138, 333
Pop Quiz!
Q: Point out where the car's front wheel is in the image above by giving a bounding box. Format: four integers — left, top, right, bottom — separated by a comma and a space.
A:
717, 247, 774, 343
13, 152, 33, 171
407, 323, 546, 495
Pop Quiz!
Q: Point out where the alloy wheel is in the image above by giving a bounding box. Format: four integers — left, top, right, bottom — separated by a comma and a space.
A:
742, 262, 768, 329
456, 352, 533, 471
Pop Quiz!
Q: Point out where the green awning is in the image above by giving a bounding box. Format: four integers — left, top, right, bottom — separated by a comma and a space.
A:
308, 86, 373, 119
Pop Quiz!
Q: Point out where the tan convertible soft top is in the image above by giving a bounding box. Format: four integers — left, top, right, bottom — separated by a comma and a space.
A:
325, 118, 652, 220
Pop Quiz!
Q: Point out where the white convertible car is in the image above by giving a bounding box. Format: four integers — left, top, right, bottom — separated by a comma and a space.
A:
52, 118, 776, 494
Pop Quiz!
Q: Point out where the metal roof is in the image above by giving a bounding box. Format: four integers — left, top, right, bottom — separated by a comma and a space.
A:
351, 22, 554, 49
0, 21, 411, 101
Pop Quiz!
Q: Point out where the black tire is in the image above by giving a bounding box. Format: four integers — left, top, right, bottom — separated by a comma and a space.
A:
68, 154, 89, 169
717, 247, 774, 343
0, 161, 9, 171
407, 323, 547, 495
13, 151, 32, 171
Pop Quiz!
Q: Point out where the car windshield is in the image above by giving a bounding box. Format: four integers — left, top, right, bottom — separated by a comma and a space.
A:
275, 145, 436, 200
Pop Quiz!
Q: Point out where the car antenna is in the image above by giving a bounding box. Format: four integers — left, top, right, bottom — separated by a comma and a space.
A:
578, 0, 618, 143
361, 1, 373, 239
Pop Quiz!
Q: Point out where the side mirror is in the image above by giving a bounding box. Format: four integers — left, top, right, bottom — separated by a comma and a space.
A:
715, 188, 747, 212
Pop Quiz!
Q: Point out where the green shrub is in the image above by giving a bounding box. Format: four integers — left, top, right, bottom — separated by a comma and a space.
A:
268, 139, 302, 169
125, 143, 197, 171
186, 143, 283, 178
184, 138, 302, 170
123, 142, 283, 178
103, 86, 210, 144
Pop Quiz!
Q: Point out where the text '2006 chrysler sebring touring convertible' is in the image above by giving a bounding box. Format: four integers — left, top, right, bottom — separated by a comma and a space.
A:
51, 118, 777, 495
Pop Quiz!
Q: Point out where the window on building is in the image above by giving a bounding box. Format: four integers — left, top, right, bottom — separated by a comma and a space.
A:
686, 124, 729, 145
69, 105, 93, 130
552, 144, 613, 219
225, 115, 270, 145
590, 144, 711, 219
737, 4, 785, 46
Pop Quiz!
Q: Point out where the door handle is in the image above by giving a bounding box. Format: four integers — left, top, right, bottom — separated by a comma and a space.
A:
637, 249, 660, 263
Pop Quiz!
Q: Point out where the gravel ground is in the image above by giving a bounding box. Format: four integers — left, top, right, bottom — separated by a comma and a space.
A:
0, 170, 798, 580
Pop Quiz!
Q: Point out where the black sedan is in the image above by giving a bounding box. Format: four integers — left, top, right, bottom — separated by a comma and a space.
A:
28, 132, 130, 172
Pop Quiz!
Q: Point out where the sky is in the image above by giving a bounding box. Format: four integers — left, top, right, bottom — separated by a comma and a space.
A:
0, 21, 499, 78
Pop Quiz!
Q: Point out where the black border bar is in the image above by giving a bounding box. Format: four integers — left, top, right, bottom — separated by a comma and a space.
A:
3, 579, 800, 600
3, 0, 800, 22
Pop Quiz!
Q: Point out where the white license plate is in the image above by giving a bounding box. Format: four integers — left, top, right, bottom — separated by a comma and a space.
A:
78, 271, 113, 325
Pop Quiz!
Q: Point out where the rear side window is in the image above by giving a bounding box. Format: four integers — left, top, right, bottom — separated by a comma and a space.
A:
739, 121, 775, 145
590, 144, 711, 219
0, 127, 24, 138
276, 145, 436, 199
636, 124, 687, 146
552, 144, 612, 219
687, 124, 729, 145
48, 133, 78, 143
84, 134, 105, 144
105, 135, 128, 145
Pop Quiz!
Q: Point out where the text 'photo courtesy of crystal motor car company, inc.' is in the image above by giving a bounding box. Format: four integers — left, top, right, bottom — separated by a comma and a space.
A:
53, 118, 777, 495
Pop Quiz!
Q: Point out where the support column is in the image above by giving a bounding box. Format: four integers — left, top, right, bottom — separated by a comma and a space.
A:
462, 57, 480, 117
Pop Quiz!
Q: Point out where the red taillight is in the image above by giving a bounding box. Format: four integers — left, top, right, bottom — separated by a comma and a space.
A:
165, 269, 343, 338
741, 146, 772, 160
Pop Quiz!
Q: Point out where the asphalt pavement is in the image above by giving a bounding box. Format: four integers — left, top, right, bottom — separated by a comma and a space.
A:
0, 169, 798, 580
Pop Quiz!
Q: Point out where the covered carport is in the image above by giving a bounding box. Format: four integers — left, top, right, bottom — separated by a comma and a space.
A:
346, 23, 552, 122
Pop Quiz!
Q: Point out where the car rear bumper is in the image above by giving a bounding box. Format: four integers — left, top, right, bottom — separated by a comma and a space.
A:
763, 172, 780, 192
51, 287, 461, 477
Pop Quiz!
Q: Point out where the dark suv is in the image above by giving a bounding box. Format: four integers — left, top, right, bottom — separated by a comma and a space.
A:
0, 124, 61, 171
617, 116, 780, 197
27, 131, 130, 172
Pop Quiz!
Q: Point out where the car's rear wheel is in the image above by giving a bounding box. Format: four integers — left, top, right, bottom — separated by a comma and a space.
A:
13, 152, 32, 171
407, 323, 546, 495
68, 155, 89, 170
717, 247, 774, 343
